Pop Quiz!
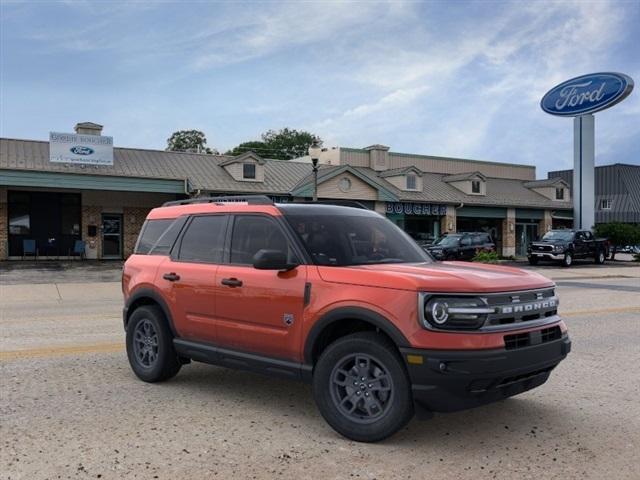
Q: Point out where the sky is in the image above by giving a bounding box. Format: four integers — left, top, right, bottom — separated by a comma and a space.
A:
1, 0, 639, 177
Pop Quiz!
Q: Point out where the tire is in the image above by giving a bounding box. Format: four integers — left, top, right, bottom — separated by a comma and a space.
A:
595, 250, 606, 265
561, 252, 573, 268
312, 332, 414, 442
126, 305, 181, 383
528, 256, 539, 265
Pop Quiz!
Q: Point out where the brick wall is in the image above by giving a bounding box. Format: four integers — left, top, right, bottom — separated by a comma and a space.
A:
81, 205, 103, 259
440, 205, 457, 234
123, 207, 151, 258
539, 210, 553, 236
501, 208, 516, 257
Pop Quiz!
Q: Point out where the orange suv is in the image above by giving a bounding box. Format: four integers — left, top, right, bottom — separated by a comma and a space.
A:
122, 196, 570, 442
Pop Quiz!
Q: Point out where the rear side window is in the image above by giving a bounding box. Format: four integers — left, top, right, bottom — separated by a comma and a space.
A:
230, 215, 292, 265
135, 219, 173, 254
178, 215, 227, 263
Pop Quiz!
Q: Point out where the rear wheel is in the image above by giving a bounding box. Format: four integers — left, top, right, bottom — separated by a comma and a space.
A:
313, 332, 414, 442
595, 250, 606, 265
561, 252, 573, 267
126, 305, 181, 382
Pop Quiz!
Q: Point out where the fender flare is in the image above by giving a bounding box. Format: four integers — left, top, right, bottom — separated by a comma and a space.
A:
303, 306, 410, 364
124, 287, 176, 336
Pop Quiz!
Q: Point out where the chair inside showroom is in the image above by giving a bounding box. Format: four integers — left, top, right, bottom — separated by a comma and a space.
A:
22, 239, 38, 260
69, 240, 86, 260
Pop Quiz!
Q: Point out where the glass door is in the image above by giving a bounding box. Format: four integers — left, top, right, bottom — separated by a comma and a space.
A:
102, 214, 123, 259
516, 223, 539, 257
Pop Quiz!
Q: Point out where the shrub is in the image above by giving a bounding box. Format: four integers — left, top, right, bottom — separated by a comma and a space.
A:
473, 251, 499, 263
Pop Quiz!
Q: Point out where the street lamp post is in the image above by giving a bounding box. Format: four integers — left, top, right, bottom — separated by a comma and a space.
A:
308, 140, 322, 202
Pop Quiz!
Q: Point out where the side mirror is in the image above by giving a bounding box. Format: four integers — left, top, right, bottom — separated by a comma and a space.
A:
252, 249, 297, 271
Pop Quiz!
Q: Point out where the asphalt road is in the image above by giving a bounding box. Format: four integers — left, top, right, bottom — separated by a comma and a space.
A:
1, 263, 639, 479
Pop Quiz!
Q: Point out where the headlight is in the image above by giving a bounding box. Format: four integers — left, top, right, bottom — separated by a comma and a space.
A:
554, 245, 564, 252
422, 296, 494, 330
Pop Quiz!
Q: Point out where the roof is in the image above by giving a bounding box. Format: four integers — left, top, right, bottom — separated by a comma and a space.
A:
0, 137, 311, 195
1, 137, 572, 210
523, 178, 568, 188
378, 166, 423, 178
218, 151, 266, 166
75, 122, 103, 129
443, 171, 486, 182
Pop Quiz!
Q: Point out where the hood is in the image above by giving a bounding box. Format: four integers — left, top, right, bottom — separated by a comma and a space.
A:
316, 261, 554, 293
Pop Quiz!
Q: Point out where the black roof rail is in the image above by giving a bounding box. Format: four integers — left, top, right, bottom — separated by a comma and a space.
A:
162, 195, 274, 207
287, 199, 371, 210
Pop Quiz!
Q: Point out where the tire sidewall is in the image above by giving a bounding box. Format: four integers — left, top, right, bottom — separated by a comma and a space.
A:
596, 251, 605, 264
126, 305, 179, 382
312, 332, 413, 442
562, 252, 572, 267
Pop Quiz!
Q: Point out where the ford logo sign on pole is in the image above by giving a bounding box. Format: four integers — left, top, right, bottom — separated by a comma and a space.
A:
541, 72, 634, 230
70, 146, 95, 155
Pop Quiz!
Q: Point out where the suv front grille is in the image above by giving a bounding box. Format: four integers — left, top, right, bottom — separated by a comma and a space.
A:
504, 326, 562, 350
483, 288, 558, 328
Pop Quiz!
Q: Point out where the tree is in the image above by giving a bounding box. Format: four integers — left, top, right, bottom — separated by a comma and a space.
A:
226, 128, 322, 160
166, 130, 216, 154
225, 141, 268, 157
594, 222, 640, 260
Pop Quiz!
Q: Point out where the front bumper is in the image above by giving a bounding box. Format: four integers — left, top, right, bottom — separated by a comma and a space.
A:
400, 334, 571, 412
528, 252, 564, 261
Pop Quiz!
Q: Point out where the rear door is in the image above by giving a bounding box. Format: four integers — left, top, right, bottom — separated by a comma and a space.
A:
157, 214, 228, 343
460, 235, 474, 259
214, 214, 307, 361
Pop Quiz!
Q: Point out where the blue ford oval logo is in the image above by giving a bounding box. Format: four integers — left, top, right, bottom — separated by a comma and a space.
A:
541, 72, 633, 116
70, 146, 94, 155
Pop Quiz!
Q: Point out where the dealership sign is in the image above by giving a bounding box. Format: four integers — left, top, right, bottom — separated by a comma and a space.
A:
386, 202, 447, 216
540, 72, 634, 117
49, 132, 114, 166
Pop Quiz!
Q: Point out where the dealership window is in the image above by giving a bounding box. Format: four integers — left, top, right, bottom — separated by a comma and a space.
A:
600, 198, 612, 210
8, 192, 30, 234
243, 163, 256, 180
471, 180, 481, 194
406, 174, 417, 190
555, 188, 564, 200
60, 194, 81, 235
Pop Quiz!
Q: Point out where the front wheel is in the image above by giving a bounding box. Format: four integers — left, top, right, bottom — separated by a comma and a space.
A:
561, 252, 573, 267
313, 332, 414, 442
528, 256, 539, 265
126, 305, 181, 383
595, 250, 606, 265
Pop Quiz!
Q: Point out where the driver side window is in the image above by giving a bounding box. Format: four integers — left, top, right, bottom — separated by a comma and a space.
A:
230, 215, 295, 265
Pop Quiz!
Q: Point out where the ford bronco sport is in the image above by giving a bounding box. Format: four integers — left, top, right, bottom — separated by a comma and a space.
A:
123, 196, 570, 442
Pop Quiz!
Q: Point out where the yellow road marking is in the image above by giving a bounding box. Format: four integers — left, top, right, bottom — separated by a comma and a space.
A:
0, 342, 123, 361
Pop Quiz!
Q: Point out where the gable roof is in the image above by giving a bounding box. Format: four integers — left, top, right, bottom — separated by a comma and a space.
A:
75, 122, 103, 129
523, 177, 568, 188
219, 151, 266, 166
291, 164, 398, 201
378, 166, 423, 178
443, 171, 487, 182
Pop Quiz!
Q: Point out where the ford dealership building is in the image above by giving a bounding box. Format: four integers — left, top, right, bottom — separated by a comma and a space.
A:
0, 122, 574, 261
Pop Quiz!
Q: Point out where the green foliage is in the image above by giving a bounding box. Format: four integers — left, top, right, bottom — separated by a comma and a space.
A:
594, 222, 640, 259
472, 251, 500, 263
166, 130, 216, 154
225, 141, 269, 157
226, 128, 322, 160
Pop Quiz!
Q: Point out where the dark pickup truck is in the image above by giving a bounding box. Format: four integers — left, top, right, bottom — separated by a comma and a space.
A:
528, 230, 609, 267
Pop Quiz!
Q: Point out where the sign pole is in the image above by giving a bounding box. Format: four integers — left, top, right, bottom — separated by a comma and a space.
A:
573, 114, 595, 230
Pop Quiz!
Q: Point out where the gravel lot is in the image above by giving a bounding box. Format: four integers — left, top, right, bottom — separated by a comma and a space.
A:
1, 262, 639, 479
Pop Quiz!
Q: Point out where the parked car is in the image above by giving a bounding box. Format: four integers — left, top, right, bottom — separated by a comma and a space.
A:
426, 232, 496, 260
123, 196, 570, 442
527, 230, 608, 267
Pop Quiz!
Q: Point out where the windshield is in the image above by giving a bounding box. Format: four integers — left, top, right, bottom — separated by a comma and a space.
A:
284, 213, 431, 266
542, 231, 574, 241
434, 235, 460, 247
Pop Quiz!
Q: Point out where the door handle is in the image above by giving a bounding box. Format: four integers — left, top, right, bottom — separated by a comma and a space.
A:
163, 272, 180, 282
221, 277, 243, 288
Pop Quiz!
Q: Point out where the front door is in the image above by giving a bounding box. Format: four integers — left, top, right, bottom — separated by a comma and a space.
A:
102, 214, 122, 259
215, 215, 307, 361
